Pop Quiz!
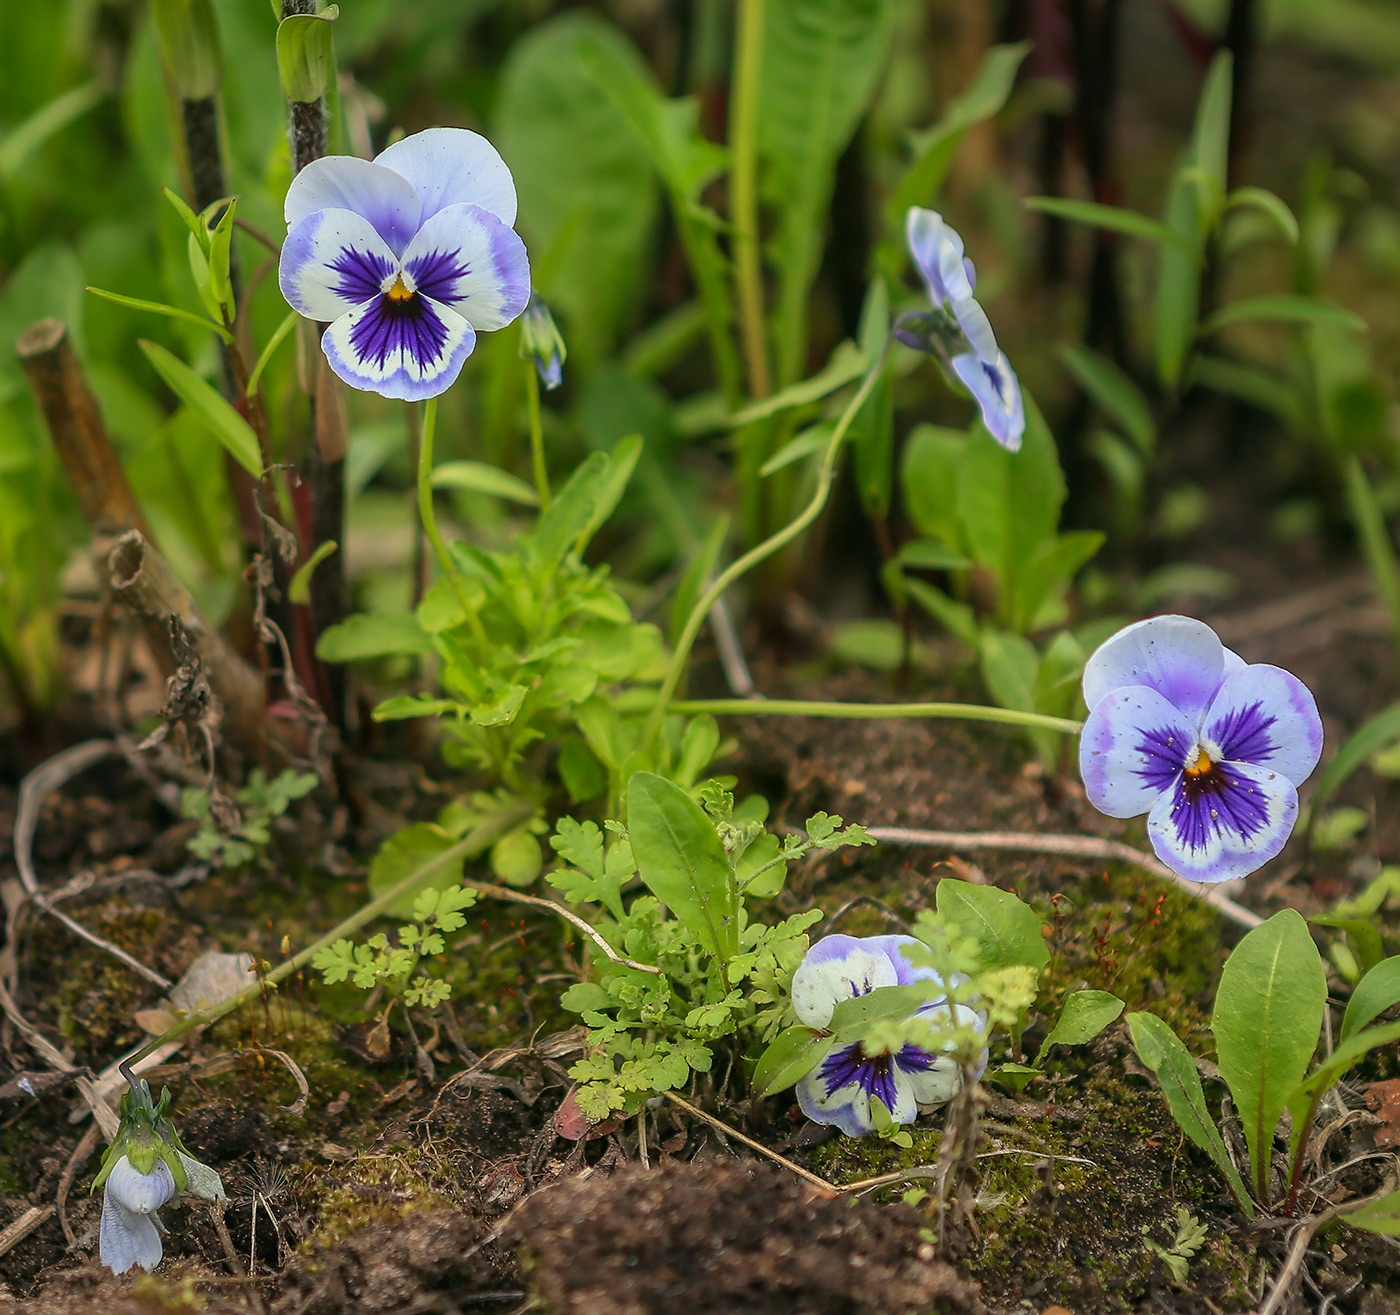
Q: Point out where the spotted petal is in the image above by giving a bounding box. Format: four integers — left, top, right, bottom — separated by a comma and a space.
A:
790, 936, 899, 1029
1082, 615, 1231, 721
400, 203, 530, 332
321, 294, 476, 402
1146, 757, 1298, 883
1080, 685, 1197, 819
1200, 664, 1323, 787
375, 127, 518, 228
279, 209, 399, 323
952, 351, 1025, 451
284, 155, 421, 257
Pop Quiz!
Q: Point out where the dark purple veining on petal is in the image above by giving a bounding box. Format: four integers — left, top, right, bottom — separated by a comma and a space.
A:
1133, 725, 1191, 793
405, 247, 471, 304
348, 294, 450, 372
330, 247, 393, 304
1168, 761, 1270, 852
818, 1043, 934, 1112
1208, 699, 1277, 766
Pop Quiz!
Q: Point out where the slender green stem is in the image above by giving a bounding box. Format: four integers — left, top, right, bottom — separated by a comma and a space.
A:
730, 0, 770, 401
670, 698, 1084, 736
525, 364, 551, 512
123, 800, 533, 1068
644, 346, 890, 751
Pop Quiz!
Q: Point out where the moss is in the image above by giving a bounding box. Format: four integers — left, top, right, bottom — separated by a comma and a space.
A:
127, 1274, 207, 1312
293, 1147, 459, 1251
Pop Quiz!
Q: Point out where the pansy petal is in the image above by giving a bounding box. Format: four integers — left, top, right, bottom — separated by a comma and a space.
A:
906, 207, 973, 307
951, 298, 1000, 365
901, 1049, 963, 1107
790, 936, 898, 1029
1146, 758, 1298, 883
321, 294, 476, 402
1201, 664, 1323, 787
375, 127, 518, 228
279, 209, 398, 322
400, 203, 530, 332
952, 352, 1024, 451
860, 935, 947, 992
106, 1156, 176, 1214
1080, 685, 1198, 818
1082, 615, 1229, 720
100, 1189, 163, 1275
796, 1065, 872, 1137
284, 156, 421, 256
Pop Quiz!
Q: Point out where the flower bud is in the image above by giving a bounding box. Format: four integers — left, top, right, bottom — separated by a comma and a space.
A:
519, 294, 566, 391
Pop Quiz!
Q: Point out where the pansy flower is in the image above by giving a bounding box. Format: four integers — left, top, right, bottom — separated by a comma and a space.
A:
898, 207, 1025, 451
278, 127, 531, 401
1079, 615, 1324, 882
791, 934, 987, 1137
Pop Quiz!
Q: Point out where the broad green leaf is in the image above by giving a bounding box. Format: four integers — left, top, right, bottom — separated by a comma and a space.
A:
1212, 909, 1326, 1204
369, 823, 463, 916
935, 878, 1048, 973
1010, 530, 1104, 635
534, 451, 609, 567
1225, 186, 1300, 244
316, 611, 432, 661
1348, 1189, 1400, 1236
1199, 295, 1367, 337
138, 340, 261, 476
1285, 1019, 1400, 1172
724, 342, 868, 427
575, 434, 642, 553
1024, 197, 1194, 250
751, 1025, 836, 1099
1126, 1011, 1254, 1215
1042, 990, 1125, 1050
469, 684, 527, 727
900, 424, 966, 550
1341, 956, 1400, 1043
1059, 343, 1155, 454
759, 0, 897, 386
626, 771, 738, 963
495, 13, 660, 363
904, 578, 979, 646
371, 695, 459, 721
85, 286, 229, 341
432, 460, 540, 506
1307, 700, 1400, 831
829, 982, 940, 1034
979, 629, 1038, 714
988, 1061, 1040, 1093
491, 827, 544, 887
896, 539, 973, 572
1188, 52, 1233, 228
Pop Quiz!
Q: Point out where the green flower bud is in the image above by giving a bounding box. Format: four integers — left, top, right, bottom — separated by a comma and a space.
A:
151, 0, 222, 102
519, 294, 566, 391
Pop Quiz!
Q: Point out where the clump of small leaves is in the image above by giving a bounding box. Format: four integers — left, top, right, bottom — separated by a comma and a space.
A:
182, 768, 318, 869
1144, 1207, 1208, 1282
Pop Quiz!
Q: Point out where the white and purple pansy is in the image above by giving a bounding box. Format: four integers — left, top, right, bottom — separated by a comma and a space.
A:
99, 1154, 175, 1275
1079, 615, 1324, 883
278, 127, 531, 401
902, 206, 1025, 452
792, 933, 987, 1138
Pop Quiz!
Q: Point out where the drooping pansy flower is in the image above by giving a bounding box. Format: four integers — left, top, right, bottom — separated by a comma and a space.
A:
791, 934, 987, 1137
896, 207, 1025, 451
278, 127, 531, 401
1079, 615, 1324, 883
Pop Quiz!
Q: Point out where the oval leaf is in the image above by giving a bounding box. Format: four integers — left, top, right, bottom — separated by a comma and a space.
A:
751, 1026, 836, 1099
1041, 990, 1125, 1051
1341, 956, 1400, 1043
936, 878, 1049, 973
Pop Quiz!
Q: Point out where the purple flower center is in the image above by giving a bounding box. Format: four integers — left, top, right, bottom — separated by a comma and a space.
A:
349, 295, 451, 372
818, 1041, 935, 1113
1169, 759, 1270, 851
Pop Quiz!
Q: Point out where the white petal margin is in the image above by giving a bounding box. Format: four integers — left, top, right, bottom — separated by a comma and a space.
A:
400, 203, 531, 331
794, 1057, 919, 1138
279, 209, 399, 322
1079, 685, 1197, 818
376, 127, 518, 229
321, 296, 477, 403
1082, 615, 1228, 721
284, 156, 421, 257
1200, 664, 1324, 787
1146, 759, 1298, 883
790, 937, 898, 1029
100, 1156, 175, 1275
905, 1004, 988, 1107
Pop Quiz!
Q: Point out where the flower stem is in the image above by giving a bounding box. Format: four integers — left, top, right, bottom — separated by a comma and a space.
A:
644, 346, 890, 751
730, 0, 770, 401
669, 698, 1084, 736
525, 363, 551, 512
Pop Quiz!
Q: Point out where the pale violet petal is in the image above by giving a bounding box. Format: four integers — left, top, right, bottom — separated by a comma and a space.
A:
284, 155, 421, 256
375, 127, 518, 228
1200, 664, 1323, 787
279, 209, 399, 322
1082, 615, 1228, 721
904, 1053, 963, 1106
860, 935, 949, 993
951, 297, 1000, 365
796, 1068, 872, 1137
906, 207, 972, 307
951, 351, 1024, 451
100, 1188, 163, 1274
1079, 685, 1198, 819
1146, 758, 1298, 883
321, 294, 476, 402
400, 203, 530, 332
790, 936, 898, 1029
106, 1156, 176, 1214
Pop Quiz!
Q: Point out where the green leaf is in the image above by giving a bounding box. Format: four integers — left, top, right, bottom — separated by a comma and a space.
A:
1211, 909, 1326, 1204
1285, 1019, 1400, 1173
246, 310, 298, 396
0, 81, 106, 181
1059, 343, 1155, 454
432, 460, 540, 506
288, 540, 338, 605
760, 424, 832, 477
205, 197, 237, 319
900, 424, 967, 549
1225, 186, 1300, 244
1041, 990, 1125, 1051
979, 629, 1038, 715
1307, 699, 1400, 832
576, 434, 642, 552
1009, 530, 1104, 635
138, 340, 261, 476
491, 827, 544, 887
369, 823, 464, 917
626, 771, 738, 963
1341, 956, 1400, 1043
1155, 174, 1205, 389
371, 695, 458, 721
316, 612, 432, 661
1126, 1011, 1254, 1215
1310, 914, 1384, 981
851, 277, 894, 520
277, 5, 339, 103
1190, 356, 1310, 433
150, 0, 221, 101
724, 342, 868, 427
751, 1025, 836, 1099
828, 981, 941, 1034
759, 0, 897, 386
670, 514, 729, 649
1199, 295, 1367, 337
1188, 52, 1233, 229
1023, 198, 1195, 251
896, 539, 974, 572
1347, 1189, 1400, 1236
904, 578, 979, 646
935, 878, 1048, 973
85, 286, 230, 342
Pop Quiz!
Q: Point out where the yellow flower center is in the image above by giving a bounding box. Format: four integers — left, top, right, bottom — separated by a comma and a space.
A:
385, 273, 414, 301
1185, 747, 1213, 777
